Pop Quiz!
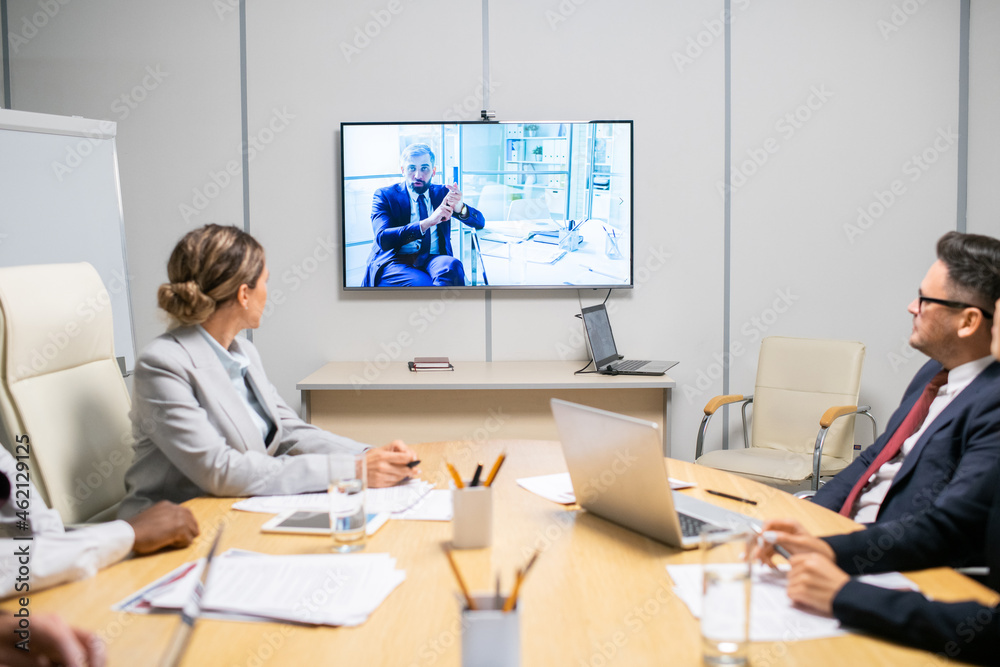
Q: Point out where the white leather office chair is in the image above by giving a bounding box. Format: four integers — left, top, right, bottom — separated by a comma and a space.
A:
0, 262, 133, 523
695, 336, 877, 490
506, 197, 550, 221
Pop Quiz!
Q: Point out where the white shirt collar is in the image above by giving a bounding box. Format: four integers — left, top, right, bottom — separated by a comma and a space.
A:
941, 355, 994, 394
196, 326, 250, 380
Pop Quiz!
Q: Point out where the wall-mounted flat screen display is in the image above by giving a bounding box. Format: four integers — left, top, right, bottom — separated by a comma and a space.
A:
341, 120, 633, 290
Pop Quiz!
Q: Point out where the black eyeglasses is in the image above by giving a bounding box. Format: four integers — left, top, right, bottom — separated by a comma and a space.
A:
918, 295, 994, 319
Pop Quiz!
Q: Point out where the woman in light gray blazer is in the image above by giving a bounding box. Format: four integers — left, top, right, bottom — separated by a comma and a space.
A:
119, 224, 419, 518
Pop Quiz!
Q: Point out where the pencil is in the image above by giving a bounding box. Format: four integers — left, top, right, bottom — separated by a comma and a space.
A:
444, 546, 477, 610
483, 453, 507, 487
446, 462, 465, 489
470, 462, 484, 487
502, 568, 523, 613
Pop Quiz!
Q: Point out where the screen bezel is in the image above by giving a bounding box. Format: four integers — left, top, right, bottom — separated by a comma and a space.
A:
339, 119, 635, 291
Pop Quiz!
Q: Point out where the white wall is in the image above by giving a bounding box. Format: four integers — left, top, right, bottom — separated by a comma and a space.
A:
5, 1, 995, 462
969, 0, 1000, 236
726, 0, 961, 448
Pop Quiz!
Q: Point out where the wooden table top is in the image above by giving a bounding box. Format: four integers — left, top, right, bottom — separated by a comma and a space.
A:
10, 440, 997, 666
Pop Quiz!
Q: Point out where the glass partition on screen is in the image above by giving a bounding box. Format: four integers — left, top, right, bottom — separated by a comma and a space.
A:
341, 120, 633, 290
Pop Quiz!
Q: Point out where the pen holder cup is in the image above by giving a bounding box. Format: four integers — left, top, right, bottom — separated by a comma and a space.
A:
461, 594, 521, 667
452, 486, 493, 549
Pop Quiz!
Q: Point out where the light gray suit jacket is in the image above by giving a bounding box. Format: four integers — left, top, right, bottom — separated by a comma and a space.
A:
118, 327, 367, 518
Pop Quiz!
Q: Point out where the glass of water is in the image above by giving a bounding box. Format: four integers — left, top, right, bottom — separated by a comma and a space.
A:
328, 452, 367, 553
700, 527, 753, 666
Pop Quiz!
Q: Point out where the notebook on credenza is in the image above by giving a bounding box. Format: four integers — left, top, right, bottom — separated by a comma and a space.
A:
580, 304, 678, 376
550, 398, 758, 549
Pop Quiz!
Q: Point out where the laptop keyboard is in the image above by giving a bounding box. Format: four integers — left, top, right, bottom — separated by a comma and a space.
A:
614, 359, 650, 372
678, 512, 709, 538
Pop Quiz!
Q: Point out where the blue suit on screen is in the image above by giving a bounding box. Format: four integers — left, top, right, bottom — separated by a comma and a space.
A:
361, 182, 485, 287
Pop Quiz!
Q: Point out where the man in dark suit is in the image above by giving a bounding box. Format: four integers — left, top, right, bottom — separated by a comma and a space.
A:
362, 143, 485, 287
759, 465, 1000, 664
752, 280, 1000, 664
811, 232, 1000, 542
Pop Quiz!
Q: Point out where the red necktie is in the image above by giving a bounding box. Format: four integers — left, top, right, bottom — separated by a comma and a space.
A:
838, 369, 949, 517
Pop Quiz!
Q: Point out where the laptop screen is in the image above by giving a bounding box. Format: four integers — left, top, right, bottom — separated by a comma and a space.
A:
581, 305, 619, 368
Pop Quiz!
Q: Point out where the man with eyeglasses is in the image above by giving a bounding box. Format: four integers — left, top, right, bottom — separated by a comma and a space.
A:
362, 143, 485, 287
754, 288, 1000, 664
810, 231, 1000, 545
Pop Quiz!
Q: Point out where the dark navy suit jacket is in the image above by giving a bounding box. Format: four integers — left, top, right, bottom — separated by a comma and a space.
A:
823, 459, 1000, 664
812, 359, 1000, 543
361, 182, 485, 287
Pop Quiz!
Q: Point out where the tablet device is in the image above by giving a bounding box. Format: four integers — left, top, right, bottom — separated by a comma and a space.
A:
261, 510, 390, 536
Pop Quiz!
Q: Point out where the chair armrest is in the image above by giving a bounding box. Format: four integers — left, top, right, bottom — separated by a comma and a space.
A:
703, 394, 750, 416
810, 405, 877, 490
697, 395, 753, 458
820, 405, 860, 428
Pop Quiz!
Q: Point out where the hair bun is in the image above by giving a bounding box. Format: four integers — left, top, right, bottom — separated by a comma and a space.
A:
157, 280, 216, 326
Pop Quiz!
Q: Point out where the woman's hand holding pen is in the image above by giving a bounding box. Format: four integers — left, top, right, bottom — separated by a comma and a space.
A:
367, 440, 421, 487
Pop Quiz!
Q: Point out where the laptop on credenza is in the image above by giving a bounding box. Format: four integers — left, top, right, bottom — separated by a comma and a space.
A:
550, 398, 758, 549
580, 304, 678, 376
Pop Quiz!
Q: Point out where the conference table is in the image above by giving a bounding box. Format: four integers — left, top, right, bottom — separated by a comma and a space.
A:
14, 440, 998, 666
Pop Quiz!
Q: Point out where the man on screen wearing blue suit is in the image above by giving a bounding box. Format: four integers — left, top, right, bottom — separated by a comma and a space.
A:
362, 143, 485, 287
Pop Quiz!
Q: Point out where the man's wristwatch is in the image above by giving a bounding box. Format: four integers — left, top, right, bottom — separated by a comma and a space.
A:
457, 203, 469, 219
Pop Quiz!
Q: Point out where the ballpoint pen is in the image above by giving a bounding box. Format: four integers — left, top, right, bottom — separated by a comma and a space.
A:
706, 489, 758, 506
470, 462, 484, 487
750, 523, 792, 560
160, 528, 224, 667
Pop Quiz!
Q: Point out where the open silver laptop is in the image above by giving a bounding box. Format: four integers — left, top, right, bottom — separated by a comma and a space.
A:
551, 398, 758, 549
581, 304, 678, 376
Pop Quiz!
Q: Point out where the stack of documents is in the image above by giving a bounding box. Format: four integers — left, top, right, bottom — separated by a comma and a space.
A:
232, 479, 434, 516
666, 563, 917, 642
116, 550, 405, 627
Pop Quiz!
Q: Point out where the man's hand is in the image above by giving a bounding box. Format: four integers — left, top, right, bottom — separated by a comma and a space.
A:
753, 518, 835, 567
444, 182, 464, 216
0, 613, 106, 667
419, 201, 454, 231
124, 501, 199, 555
786, 553, 851, 616
367, 440, 420, 487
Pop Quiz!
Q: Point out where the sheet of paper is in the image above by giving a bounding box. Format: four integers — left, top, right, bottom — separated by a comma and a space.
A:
114, 550, 405, 627
666, 563, 847, 642
517, 472, 694, 505
231, 479, 432, 515
392, 489, 453, 521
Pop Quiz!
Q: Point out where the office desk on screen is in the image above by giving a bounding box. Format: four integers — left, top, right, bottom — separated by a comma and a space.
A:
298, 361, 675, 454
476, 218, 629, 286
11, 441, 997, 666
